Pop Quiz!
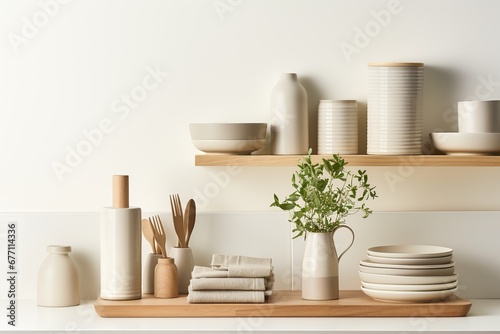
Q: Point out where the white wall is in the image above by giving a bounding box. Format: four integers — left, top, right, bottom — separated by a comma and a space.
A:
2, 0, 500, 212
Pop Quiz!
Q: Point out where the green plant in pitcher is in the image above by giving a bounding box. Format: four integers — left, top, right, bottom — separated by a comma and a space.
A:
271, 149, 377, 238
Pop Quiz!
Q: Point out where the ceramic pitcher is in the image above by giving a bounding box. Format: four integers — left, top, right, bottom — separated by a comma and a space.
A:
301, 226, 355, 300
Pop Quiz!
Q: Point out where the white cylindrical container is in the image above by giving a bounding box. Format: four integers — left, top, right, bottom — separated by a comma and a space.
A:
100, 175, 142, 300
367, 62, 424, 155
143, 253, 162, 294
318, 100, 358, 155
270, 73, 309, 154
169, 247, 194, 294
37, 245, 80, 307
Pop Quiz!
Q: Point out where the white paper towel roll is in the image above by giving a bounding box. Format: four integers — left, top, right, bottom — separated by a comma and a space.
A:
100, 207, 142, 300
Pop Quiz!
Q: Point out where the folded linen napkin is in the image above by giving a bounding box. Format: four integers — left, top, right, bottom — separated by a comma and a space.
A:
210, 254, 273, 277
189, 277, 266, 291
187, 288, 265, 303
192, 266, 275, 291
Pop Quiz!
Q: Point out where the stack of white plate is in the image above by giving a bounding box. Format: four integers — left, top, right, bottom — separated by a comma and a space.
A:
359, 245, 458, 303
318, 100, 358, 155
367, 63, 424, 155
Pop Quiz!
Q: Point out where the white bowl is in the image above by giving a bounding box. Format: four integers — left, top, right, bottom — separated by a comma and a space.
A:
192, 139, 266, 155
359, 264, 454, 276
458, 100, 500, 133
430, 132, 500, 155
358, 271, 458, 285
361, 286, 457, 303
367, 254, 453, 265
361, 280, 458, 292
360, 259, 455, 270
367, 245, 453, 258
189, 123, 267, 140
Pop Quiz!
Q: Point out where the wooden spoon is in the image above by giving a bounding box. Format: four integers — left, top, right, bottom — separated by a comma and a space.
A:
184, 199, 196, 247
141, 218, 156, 253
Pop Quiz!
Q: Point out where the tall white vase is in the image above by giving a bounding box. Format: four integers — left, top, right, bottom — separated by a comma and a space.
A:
270, 73, 308, 154
302, 227, 355, 301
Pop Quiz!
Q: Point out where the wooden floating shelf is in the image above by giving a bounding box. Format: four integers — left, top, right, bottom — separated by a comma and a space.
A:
195, 154, 500, 167
94, 290, 472, 318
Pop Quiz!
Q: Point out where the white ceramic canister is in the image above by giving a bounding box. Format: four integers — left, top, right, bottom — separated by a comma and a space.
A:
37, 245, 80, 307
169, 247, 194, 294
367, 62, 424, 155
100, 175, 142, 300
318, 100, 358, 155
143, 253, 162, 294
270, 73, 309, 154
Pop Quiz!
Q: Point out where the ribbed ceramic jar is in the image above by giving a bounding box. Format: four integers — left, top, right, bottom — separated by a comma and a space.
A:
170, 247, 194, 294
367, 62, 424, 155
269, 73, 309, 154
318, 100, 358, 155
37, 245, 80, 307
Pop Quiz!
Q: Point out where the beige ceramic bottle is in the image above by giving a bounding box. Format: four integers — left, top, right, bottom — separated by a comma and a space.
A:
37, 245, 80, 307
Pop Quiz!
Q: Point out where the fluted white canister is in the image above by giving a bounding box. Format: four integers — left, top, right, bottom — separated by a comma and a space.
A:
270, 73, 309, 154
318, 100, 358, 155
367, 62, 424, 155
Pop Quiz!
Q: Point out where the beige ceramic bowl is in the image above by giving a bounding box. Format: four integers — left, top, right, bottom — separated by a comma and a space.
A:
189, 123, 267, 140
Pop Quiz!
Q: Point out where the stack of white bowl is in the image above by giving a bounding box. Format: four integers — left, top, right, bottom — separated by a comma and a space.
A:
367, 62, 424, 155
358, 245, 458, 303
318, 100, 358, 155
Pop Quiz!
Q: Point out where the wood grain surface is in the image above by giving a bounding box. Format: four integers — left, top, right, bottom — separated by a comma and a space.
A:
94, 290, 472, 318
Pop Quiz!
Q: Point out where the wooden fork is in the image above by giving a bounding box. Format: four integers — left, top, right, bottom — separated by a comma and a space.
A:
169, 194, 186, 248
149, 215, 167, 258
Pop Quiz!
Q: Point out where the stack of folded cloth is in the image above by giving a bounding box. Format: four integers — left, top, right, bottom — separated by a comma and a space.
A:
187, 254, 274, 303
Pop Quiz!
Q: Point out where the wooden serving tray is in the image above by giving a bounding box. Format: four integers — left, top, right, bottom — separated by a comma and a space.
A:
94, 290, 472, 318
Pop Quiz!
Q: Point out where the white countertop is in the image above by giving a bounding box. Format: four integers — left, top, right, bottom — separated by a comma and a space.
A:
1, 299, 500, 333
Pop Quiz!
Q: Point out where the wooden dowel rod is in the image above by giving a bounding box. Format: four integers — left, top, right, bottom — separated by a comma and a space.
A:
113, 175, 129, 208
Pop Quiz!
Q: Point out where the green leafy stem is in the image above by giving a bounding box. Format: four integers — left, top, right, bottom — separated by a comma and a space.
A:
271, 149, 377, 238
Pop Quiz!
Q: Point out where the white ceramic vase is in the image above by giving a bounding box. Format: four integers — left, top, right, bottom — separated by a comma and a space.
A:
270, 73, 309, 154
37, 245, 80, 307
302, 227, 355, 301
170, 247, 194, 294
